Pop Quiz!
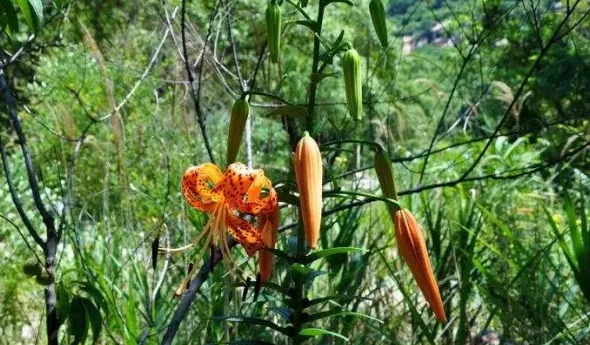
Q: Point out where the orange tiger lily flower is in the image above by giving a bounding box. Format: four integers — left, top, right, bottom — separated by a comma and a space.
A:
163, 162, 278, 296
394, 209, 447, 323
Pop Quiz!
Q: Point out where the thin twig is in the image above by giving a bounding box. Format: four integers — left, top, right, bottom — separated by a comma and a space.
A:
160, 239, 237, 345
181, 0, 216, 163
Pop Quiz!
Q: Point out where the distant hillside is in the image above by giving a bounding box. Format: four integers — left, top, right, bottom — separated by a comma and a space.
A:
387, 0, 467, 35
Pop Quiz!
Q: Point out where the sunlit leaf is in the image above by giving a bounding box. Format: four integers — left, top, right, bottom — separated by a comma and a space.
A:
302, 247, 365, 264
299, 328, 348, 341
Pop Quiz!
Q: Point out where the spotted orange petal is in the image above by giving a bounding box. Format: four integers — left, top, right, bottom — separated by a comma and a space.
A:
240, 175, 278, 214
221, 163, 278, 216
225, 213, 265, 256
182, 163, 224, 212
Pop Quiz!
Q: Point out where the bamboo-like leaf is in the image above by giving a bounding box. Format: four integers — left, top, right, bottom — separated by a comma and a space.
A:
270, 307, 292, 322
15, 0, 34, 29
262, 248, 295, 263
213, 316, 290, 335
302, 247, 365, 264
299, 328, 349, 341
543, 205, 578, 270
77, 281, 109, 316
56, 283, 70, 326
81, 297, 102, 344
305, 310, 383, 324
289, 19, 317, 32
332, 30, 345, 50
322, 0, 353, 7
125, 285, 138, 344
0, 0, 19, 33
564, 196, 584, 264
291, 263, 326, 284
305, 295, 372, 307
69, 296, 89, 345
27, 0, 43, 26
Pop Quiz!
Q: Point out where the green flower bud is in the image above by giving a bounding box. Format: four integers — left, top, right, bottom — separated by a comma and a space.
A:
369, 0, 389, 48
373, 147, 399, 217
226, 98, 250, 166
265, 3, 282, 63
342, 47, 363, 121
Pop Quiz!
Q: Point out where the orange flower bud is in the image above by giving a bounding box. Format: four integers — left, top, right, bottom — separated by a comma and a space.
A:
294, 132, 323, 249
394, 209, 447, 323
258, 206, 280, 282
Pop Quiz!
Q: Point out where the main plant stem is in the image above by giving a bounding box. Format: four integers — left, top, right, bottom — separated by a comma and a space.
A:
291, 3, 326, 344
291, 213, 306, 345
306, 0, 325, 133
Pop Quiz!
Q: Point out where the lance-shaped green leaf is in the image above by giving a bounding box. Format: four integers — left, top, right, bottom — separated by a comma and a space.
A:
69, 296, 89, 345
288, 19, 317, 32
262, 247, 296, 264
270, 307, 293, 322
213, 316, 290, 335
305, 294, 372, 308
305, 310, 383, 324
0, 0, 19, 33
28, 0, 43, 26
322, 0, 353, 7
299, 328, 348, 342
543, 205, 577, 270
290, 263, 326, 285
81, 297, 102, 344
302, 247, 365, 264
76, 281, 110, 316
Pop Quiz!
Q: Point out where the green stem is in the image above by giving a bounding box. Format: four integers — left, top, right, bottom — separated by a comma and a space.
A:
323, 190, 401, 209
284, 0, 313, 21
243, 90, 293, 105
306, 0, 325, 133
291, 2, 327, 343
296, 209, 306, 259
321, 139, 381, 149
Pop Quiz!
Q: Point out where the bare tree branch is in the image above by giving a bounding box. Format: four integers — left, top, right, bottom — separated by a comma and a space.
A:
0, 68, 59, 345
181, 0, 217, 163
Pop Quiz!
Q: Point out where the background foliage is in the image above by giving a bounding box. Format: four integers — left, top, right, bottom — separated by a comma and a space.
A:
1, 0, 589, 344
